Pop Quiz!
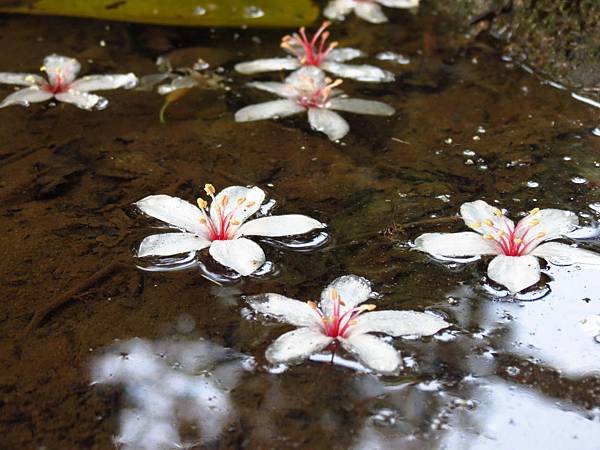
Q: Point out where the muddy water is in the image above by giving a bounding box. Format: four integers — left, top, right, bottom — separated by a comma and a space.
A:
1, 7, 600, 450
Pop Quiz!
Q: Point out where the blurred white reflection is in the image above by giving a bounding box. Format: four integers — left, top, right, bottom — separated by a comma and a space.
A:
91, 337, 252, 449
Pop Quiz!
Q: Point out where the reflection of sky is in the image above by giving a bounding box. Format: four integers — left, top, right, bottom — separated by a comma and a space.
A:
91, 337, 252, 449
478, 265, 600, 376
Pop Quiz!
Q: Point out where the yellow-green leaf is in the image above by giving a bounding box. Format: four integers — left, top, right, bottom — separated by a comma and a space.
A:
0, 0, 319, 27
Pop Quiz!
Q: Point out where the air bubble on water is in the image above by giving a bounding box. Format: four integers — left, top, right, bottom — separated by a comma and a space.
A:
478, 165, 488, 171
266, 363, 288, 374
194, 6, 207, 15
436, 194, 451, 203
463, 149, 476, 156
506, 366, 520, 376
444, 138, 453, 144
593, 127, 600, 137
472, 135, 481, 141
477, 126, 486, 134
94, 98, 109, 110
526, 180, 539, 188
571, 176, 588, 184
465, 159, 474, 165
243, 6, 264, 18
563, 156, 572, 161
371, 408, 400, 427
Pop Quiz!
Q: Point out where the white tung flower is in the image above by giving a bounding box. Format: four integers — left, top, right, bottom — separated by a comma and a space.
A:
0, 54, 137, 110
235, 66, 395, 141
235, 21, 394, 83
135, 184, 326, 276
246, 275, 449, 374
415, 200, 600, 294
324, 0, 419, 24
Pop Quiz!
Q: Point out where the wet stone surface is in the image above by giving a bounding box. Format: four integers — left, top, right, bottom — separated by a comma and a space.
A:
0, 7, 599, 450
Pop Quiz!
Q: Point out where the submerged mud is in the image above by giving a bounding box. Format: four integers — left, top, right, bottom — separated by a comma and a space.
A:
0, 7, 599, 450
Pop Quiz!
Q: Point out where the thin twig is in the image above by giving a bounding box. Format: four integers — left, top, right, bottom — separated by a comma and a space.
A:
23, 261, 129, 337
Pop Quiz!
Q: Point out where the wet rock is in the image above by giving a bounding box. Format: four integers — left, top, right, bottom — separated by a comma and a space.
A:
430, 0, 600, 99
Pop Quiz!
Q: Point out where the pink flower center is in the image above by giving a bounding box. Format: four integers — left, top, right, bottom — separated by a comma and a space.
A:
281, 21, 337, 67
197, 184, 255, 241
309, 289, 375, 338
473, 208, 546, 256
295, 76, 342, 109
43, 72, 69, 94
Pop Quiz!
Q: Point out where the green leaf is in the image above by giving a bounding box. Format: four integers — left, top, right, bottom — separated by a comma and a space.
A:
0, 0, 319, 27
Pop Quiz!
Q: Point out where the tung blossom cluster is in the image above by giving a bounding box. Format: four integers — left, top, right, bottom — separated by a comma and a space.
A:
415, 200, 600, 293
0, 54, 137, 110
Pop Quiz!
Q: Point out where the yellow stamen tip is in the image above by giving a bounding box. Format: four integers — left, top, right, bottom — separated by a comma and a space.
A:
245, 201, 256, 207
536, 232, 546, 239
529, 219, 540, 226
483, 219, 494, 226
530, 208, 540, 215
471, 221, 482, 228
230, 219, 240, 226
197, 198, 208, 210
362, 304, 376, 311
204, 183, 215, 196
307, 301, 318, 310
220, 195, 229, 207
514, 238, 523, 244
484, 234, 494, 240
493, 208, 503, 217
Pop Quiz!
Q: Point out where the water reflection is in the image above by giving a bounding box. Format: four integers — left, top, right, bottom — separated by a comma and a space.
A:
91, 337, 253, 449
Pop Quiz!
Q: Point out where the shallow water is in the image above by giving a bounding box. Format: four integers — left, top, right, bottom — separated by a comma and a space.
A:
1, 6, 600, 450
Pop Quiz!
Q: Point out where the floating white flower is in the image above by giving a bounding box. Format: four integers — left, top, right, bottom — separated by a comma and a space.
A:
135, 184, 326, 276
246, 275, 449, 374
324, 0, 419, 24
235, 66, 395, 141
414, 200, 600, 293
0, 54, 137, 110
235, 21, 394, 82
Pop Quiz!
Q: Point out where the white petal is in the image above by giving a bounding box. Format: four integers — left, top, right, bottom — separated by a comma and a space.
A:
323, 0, 354, 20
518, 208, 578, 243
320, 61, 394, 82
355, 2, 388, 23
487, 255, 541, 294
0, 86, 52, 108
42, 54, 81, 85
210, 186, 265, 228
265, 327, 332, 365
209, 238, 265, 276
136, 73, 171, 91
320, 275, 372, 317
245, 81, 296, 98
378, 0, 419, 8
54, 90, 107, 110
327, 97, 395, 115
235, 58, 300, 74
236, 214, 326, 238
246, 293, 322, 328
70, 73, 137, 92
414, 232, 500, 257
157, 75, 198, 95
307, 108, 349, 141
235, 100, 305, 122
460, 200, 514, 235
325, 47, 365, 62
135, 194, 206, 236
531, 242, 600, 265
0, 72, 44, 86
339, 333, 401, 373
285, 66, 327, 86
137, 233, 210, 257
348, 310, 449, 337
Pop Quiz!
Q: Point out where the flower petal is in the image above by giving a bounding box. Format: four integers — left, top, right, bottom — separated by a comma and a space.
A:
54, 90, 107, 110
0, 86, 52, 108
355, 2, 388, 23
320, 62, 394, 83
326, 47, 365, 62
246, 293, 322, 328
42, 54, 81, 85
323, 0, 354, 20
236, 214, 326, 238
307, 108, 349, 141
210, 186, 265, 228
245, 81, 296, 98
265, 327, 333, 365
157, 75, 198, 95
378, 0, 419, 8
348, 310, 449, 338
327, 97, 395, 115
285, 66, 327, 86
235, 58, 300, 74
339, 333, 401, 373
320, 275, 372, 317
414, 231, 500, 257
517, 208, 578, 243
135, 194, 207, 236
487, 255, 541, 294
531, 242, 600, 265
235, 99, 305, 122
460, 200, 515, 235
209, 238, 265, 276
0, 72, 44, 86
137, 233, 210, 257
136, 73, 171, 91
70, 73, 137, 92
